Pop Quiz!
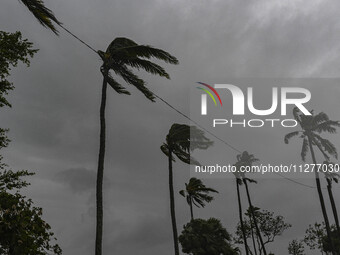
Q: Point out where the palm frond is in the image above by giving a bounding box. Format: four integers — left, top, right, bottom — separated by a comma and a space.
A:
20, 0, 61, 34
313, 134, 338, 159
106, 37, 138, 51
172, 148, 200, 165
121, 58, 170, 79
104, 73, 130, 95
111, 48, 178, 65
112, 64, 155, 101
312, 112, 329, 127
284, 131, 300, 144
314, 120, 340, 134
179, 190, 186, 197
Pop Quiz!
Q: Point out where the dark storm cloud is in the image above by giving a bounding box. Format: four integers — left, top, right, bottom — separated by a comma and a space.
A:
1, 0, 340, 254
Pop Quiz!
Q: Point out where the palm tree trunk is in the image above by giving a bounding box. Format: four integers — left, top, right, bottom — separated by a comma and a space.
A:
95, 71, 108, 255
243, 180, 267, 255
249, 215, 258, 255
168, 149, 179, 255
308, 136, 336, 255
189, 197, 194, 221
326, 178, 340, 234
236, 179, 249, 255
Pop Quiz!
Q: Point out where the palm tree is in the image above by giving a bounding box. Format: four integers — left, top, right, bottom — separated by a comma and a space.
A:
235, 151, 267, 255
284, 107, 340, 255
233, 171, 250, 255
323, 162, 340, 235
95, 38, 178, 255
179, 177, 218, 220
161, 123, 213, 255
19, 0, 61, 34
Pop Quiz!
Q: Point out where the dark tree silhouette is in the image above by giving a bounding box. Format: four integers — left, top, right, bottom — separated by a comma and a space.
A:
161, 124, 213, 255
179, 177, 218, 220
179, 218, 238, 255
19, 0, 62, 34
95, 38, 178, 255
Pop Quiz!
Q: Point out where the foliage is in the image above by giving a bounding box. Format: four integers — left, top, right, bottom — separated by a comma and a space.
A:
19, 0, 61, 34
0, 164, 62, 254
179, 218, 239, 255
288, 240, 305, 255
98, 37, 178, 101
235, 207, 291, 246
179, 177, 218, 208
161, 123, 213, 165
304, 222, 340, 254
284, 108, 340, 161
0, 31, 38, 108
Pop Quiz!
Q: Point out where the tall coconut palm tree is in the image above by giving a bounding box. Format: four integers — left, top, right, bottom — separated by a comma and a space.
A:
284, 107, 340, 255
235, 151, 267, 255
161, 123, 213, 255
19, 0, 61, 34
323, 162, 340, 235
179, 177, 218, 220
233, 171, 250, 255
95, 38, 178, 255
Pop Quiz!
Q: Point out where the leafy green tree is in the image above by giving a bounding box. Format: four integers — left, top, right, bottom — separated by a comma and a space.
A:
285, 108, 340, 254
18, 0, 61, 34
304, 222, 340, 254
161, 124, 213, 255
95, 38, 178, 255
179, 218, 238, 255
235, 207, 291, 255
288, 240, 305, 255
234, 151, 267, 255
0, 167, 62, 254
0, 31, 37, 108
179, 177, 218, 220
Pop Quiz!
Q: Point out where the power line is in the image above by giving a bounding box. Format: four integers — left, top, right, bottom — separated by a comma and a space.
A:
59, 24, 98, 54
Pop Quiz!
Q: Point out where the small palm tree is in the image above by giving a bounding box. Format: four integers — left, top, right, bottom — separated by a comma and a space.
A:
161, 123, 213, 255
19, 0, 61, 34
235, 151, 267, 255
179, 177, 218, 220
94, 38, 178, 255
285, 107, 340, 254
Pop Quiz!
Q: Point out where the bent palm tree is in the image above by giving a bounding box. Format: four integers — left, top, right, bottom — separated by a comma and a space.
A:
19, 0, 61, 34
161, 124, 213, 255
95, 38, 178, 255
179, 177, 218, 220
235, 151, 267, 255
284, 107, 340, 255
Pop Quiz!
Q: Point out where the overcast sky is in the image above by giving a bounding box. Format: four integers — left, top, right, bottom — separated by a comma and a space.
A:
1, 0, 340, 254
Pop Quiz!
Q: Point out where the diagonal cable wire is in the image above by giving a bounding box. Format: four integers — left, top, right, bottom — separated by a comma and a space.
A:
59, 24, 98, 54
